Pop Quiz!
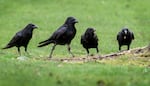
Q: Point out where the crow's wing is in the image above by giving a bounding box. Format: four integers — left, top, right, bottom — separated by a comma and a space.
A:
131, 32, 134, 40
117, 32, 121, 40
81, 35, 84, 44
38, 25, 68, 47
51, 25, 68, 40
7, 32, 23, 46
93, 34, 98, 41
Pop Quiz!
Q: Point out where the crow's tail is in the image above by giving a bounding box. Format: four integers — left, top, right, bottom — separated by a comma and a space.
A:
39, 39, 49, 44
38, 40, 52, 47
2, 45, 13, 49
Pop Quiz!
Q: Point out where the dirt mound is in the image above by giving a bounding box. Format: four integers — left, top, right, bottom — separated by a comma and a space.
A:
106, 45, 150, 58
49, 45, 150, 62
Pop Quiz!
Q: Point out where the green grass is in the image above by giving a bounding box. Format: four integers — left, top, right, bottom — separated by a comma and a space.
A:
0, 0, 150, 86
0, 58, 149, 86
0, 0, 150, 57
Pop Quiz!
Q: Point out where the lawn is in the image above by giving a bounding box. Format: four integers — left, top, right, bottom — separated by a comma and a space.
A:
0, 0, 150, 86
0, 58, 149, 86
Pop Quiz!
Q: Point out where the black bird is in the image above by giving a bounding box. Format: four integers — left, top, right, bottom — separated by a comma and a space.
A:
81, 28, 99, 57
38, 17, 78, 58
2, 23, 38, 55
117, 27, 134, 51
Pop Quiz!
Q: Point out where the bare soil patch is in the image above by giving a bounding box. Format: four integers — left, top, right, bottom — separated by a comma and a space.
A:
49, 45, 150, 62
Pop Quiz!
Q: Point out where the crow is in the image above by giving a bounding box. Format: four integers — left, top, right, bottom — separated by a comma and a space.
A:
2, 23, 38, 55
81, 28, 99, 57
117, 27, 134, 51
38, 17, 78, 58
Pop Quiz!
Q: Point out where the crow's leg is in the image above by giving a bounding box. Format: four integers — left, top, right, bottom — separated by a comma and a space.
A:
127, 45, 130, 50
67, 44, 74, 57
96, 47, 99, 53
25, 46, 30, 55
17, 47, 21, 56
86, 48, 89, 58
119, 45, 121, 51
49, 44, 56, 58
96, 47, 101, 58
25, 46, 28, 53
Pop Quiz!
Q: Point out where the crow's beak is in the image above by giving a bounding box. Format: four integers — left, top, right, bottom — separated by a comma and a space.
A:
124, 30, 127, 34
34, 25, 38, 29
93, 29, 96, 34
74, 20, 78, 23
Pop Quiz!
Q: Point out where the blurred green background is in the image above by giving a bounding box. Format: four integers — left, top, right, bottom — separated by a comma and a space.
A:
0, 0, 149, 58
0, 0, 149, 86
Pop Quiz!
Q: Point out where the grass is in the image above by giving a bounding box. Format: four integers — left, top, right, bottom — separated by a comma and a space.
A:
0, 0, 150, 57
0, 0, 150, 86
0, 58, 149, 86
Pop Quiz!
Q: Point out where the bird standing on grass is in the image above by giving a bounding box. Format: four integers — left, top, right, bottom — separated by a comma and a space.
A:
2, 23, 38, 55
38, 17, 78, 58
117, 27, 134, 51
81, 28, 99, 57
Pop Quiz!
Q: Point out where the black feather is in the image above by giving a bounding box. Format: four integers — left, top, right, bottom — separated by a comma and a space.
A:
38, 17, 78, 58
3, 23, 37, 55
81, 28, 99, 55
117, 27, 134, 51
